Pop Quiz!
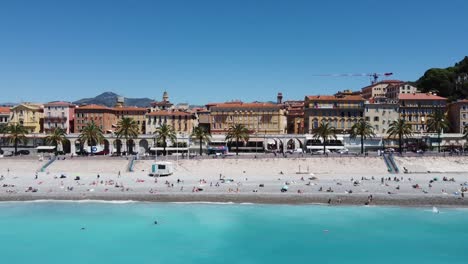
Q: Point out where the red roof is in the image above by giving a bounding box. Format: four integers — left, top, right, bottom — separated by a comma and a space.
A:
0, 107, 10, 114
44, 101, 75, 107
113, 107, 147, 112
398, 93, 447, 100
76, 104, 112, 110
306, 95, 364, 101
146, 110, 193, 117
211, 102, 282, 109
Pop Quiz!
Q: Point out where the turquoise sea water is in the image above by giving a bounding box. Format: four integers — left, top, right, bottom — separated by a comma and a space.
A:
1, 202, 468, 264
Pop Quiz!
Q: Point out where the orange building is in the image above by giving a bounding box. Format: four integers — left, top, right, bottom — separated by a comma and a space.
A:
114, 106, 148, 134
74, 105, 117, 134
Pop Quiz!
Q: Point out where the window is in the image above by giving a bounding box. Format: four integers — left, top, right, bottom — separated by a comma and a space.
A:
374, 117, 379, 122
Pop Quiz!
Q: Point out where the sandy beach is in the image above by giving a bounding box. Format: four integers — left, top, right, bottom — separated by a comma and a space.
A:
1, 155, 467, 206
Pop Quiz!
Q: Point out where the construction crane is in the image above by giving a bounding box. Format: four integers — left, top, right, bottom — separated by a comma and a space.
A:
312, 72, 394, 85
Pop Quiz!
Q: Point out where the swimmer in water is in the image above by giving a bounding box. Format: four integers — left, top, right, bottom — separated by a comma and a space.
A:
81, 227, 86, 230
154, 220, 158, 225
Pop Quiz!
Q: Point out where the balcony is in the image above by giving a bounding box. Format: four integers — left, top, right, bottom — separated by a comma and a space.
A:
44, 116, 68, 122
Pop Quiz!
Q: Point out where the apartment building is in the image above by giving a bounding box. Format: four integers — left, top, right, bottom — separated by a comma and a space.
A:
74, 104, 117, 134
0, 107, 10, 125
361, 80, 404, 100
145, 110, 197, 135
448, 100, 468, 133
207, 102, 287, 135
304, 94, 365, 133
364, 101, 399, 135
114, 106, 147, 134
43, 101, 76, 133
398, 93, 447, 132
386, 83, 419, 100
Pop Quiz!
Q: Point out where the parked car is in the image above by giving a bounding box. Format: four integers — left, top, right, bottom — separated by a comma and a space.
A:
17, 150, 30, 155
286, 148, 303, 154
337, 148, 349, 154
312, 149, 331, 155
384, 148, 395, 153
1, 150, 13, 157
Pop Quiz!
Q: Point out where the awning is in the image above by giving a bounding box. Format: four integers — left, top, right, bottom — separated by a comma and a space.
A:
150, 147, 189, 151
36, 146, 56, 150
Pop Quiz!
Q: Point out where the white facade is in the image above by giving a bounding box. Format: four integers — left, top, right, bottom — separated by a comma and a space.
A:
43, 102, 75, 134
364, 103, 399, 135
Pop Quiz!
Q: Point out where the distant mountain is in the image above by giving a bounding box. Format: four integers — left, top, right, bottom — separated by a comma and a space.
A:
73, 92, 154, 108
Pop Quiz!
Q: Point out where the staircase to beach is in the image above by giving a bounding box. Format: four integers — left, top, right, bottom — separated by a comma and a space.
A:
40, 156, 57, 172
383, 154, 399, 174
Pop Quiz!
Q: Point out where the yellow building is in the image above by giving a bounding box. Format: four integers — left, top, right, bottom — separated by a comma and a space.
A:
145, 110, 197, 135
304, 95, 365, 133
9, 103, 44, 133
114, 106, 148, 134
207, 102, 287, 135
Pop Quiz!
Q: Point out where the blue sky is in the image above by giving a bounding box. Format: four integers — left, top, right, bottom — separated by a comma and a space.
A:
0, 0, 467, 105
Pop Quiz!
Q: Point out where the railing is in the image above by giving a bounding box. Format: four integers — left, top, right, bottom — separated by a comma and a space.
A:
40, 156, 57, 172
127, 156, 136, 172
388, 154, 400, 173
382, 154, 395, 174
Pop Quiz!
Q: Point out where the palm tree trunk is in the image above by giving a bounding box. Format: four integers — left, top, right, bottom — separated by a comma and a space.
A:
438, 132, 441, 153
323, 137, 326, 154
236, 138, 239, 155
199, 138, 202, 156
399, 134, 402, 154
361, 135, 364, 154
14, 138, 18, 155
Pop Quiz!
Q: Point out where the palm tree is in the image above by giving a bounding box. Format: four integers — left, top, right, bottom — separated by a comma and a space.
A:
0, 124, 7, 152
225, 124, 250, 156
426, 110, 450, 152
45, 127, 66, 156
191, 126, 211, 156
388, 119, 413, 154
115, 117, 140, 154
154, 124, 177, 156
312, 121, 337, 154
78, 122, 105, 155
6, 124, 28, 155
349, 119, 376, 154
463, 125, 468, 139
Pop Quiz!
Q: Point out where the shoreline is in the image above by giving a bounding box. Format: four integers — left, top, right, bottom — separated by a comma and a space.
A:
1, 193, 468, 207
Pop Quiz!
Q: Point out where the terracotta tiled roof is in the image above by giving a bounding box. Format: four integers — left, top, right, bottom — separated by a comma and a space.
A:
146, 110, 193, 117
44, 101, 75, 107
76, 104, 112, 110
306, 95, 365, 101
113, 107, 147, 112
211, 102, 282, 109
398, 93, 447, 100
0, 107, 10, 114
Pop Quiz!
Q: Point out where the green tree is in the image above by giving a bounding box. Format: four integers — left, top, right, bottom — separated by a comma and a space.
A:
0, 124, 7, 152
6, 124, 29, 155
154, 124, 177, 156
225, 124, 250, 156
45, 127, 66, 156
78, 122, 105, 155
115, 117, 139, 154
388, 119, 413, 154
349, 119, 376, 154
191, 126, 211, 156
312, 121, 337, 154
426, 110, 450, 152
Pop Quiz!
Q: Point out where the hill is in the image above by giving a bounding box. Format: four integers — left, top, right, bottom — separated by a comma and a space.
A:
415, 56, 468, 101
73, 92, 153, 107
